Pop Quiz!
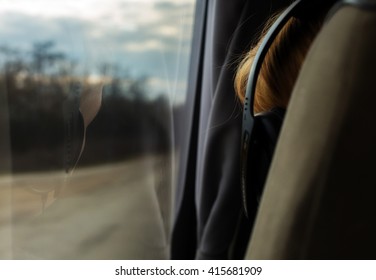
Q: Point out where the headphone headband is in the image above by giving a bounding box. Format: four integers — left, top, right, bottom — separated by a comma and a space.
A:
240, 0, 338, 217
241, 0, 303, 217
243, 0, 302, 118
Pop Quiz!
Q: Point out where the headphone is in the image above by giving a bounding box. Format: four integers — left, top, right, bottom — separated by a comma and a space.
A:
240, 0, 338, 218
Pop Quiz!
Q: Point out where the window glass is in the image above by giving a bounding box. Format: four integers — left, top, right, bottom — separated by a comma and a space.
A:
0, 0, 196, 259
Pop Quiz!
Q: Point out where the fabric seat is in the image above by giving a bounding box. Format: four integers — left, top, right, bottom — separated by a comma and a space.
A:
246, 1, 376, 259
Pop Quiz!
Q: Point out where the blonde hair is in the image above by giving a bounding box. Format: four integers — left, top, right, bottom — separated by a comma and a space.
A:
234, 13, 323, 113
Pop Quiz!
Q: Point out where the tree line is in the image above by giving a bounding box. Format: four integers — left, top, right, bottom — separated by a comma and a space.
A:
0, 41, 175, 172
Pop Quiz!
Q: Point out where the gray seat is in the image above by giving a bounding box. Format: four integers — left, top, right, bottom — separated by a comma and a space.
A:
246, 0, 376, 259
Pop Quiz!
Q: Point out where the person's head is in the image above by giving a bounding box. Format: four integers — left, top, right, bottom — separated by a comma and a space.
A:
234, 12, 325, 113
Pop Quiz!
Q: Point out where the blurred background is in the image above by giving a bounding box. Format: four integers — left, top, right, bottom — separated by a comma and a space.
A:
0, 0, 196, 259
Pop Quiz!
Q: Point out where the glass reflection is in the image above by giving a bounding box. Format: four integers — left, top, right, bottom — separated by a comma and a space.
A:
0, 0, 195, 259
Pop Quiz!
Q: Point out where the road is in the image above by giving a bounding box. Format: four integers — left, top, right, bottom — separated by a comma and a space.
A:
0, 155, 173, 259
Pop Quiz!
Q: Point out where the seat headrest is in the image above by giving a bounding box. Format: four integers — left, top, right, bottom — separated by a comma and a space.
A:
340, 0, 376, 7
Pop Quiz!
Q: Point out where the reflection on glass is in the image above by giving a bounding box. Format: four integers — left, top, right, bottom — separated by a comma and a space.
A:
0, 0, 195, 259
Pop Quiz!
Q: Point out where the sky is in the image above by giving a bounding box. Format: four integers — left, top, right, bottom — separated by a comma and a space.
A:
0, 0, 196, 103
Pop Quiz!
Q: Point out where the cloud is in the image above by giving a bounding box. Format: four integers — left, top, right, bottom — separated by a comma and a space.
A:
0, 0, 121, 21
0, 0, 195, 101
124, 40, 165, 52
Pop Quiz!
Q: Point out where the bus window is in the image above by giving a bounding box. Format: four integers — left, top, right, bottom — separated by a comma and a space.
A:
0, 0, 196, 259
